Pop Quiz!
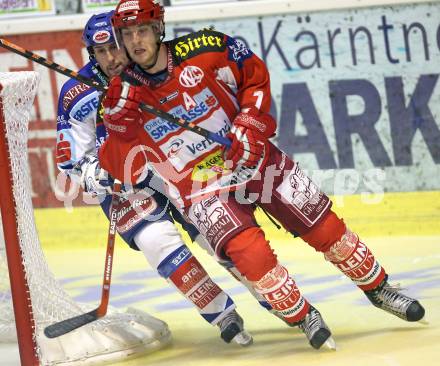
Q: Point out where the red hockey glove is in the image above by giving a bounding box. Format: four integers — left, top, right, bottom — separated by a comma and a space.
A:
102, 75, 144, 141
224, 110, 276, 170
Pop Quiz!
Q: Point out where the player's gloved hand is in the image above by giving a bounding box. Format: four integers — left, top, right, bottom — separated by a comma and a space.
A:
74, 154, 113, 196
223, 108, 276, 170
102, 75, 144, 141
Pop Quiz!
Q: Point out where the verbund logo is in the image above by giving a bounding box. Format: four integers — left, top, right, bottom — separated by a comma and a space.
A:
167, 138, 185, 159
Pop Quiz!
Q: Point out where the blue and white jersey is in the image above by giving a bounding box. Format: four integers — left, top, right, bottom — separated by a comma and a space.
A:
56, 61, 107, 179
55, 62, 199, 247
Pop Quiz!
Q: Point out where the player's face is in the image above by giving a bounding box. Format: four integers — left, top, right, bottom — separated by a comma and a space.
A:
92, 43, 129, 78
120, 22, 160, 70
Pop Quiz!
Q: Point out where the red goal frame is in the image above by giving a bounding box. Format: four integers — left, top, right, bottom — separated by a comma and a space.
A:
0, 83, 39, 365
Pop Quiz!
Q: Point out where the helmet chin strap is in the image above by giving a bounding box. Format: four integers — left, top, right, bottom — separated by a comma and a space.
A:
91, 60, 110, 86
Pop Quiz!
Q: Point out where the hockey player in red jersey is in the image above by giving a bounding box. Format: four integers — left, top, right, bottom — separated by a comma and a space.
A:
56, 10, 263, 347
99, 0, 426, 350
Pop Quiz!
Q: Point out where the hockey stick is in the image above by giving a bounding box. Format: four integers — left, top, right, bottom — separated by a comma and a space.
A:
0, 38, 231, 147
44, 180, 122, 338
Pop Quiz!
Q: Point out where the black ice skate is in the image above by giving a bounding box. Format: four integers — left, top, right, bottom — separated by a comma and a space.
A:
218, 309, 253, 347
365, 278, 426, 322
295, 305, 336, 350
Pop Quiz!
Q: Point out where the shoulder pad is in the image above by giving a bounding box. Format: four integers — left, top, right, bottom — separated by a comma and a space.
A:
170, 29, 226, 64
59, 62, 98, 112
60, 81, 93, 112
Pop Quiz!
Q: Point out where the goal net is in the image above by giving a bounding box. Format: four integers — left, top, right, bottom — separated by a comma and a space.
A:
0, 71, 171, 365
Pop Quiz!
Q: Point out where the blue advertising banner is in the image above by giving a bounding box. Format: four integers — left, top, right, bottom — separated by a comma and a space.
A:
168, 1, 440, 195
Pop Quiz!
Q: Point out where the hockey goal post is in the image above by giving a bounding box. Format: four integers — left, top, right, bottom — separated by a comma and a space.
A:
0, 71, 171, 365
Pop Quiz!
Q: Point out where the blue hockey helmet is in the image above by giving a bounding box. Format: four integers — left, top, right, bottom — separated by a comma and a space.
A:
82, 11, 116, 55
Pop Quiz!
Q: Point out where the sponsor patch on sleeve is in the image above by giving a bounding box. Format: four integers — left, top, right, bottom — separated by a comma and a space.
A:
226, 36, 253, 68
70, 93, 100, 122
62, 82, 91, 111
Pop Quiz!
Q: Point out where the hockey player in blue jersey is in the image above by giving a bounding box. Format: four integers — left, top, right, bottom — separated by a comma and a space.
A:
56, 10, 262, 346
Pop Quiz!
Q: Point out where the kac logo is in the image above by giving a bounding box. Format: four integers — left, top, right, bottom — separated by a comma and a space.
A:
179, 66, 204, 88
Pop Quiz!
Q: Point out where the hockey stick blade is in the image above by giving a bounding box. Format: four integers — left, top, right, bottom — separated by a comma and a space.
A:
44, 180, 122, 339
44, 309, 100, 338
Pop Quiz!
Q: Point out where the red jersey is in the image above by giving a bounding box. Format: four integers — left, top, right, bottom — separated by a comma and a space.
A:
100, 29, 273, 208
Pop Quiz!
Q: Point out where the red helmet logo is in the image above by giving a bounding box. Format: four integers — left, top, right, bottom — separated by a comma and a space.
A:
118, 0, 140, 12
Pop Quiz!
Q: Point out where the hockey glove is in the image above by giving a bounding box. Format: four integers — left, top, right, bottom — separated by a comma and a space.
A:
74, 154, 113, 197
224, 109, 276, 170
102, 75, 144, 141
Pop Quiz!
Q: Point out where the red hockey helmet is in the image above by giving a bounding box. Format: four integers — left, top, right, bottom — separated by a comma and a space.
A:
112, 0, 164, 29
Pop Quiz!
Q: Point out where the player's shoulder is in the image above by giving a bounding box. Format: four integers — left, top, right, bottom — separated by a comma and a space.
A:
59, 62, 97, 113
169, 28, 228, 64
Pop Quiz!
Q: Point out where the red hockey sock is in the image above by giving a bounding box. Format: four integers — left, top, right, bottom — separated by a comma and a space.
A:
252, 264, 310, 323
301, 210, 346, 252
323, 229, 386, 291
224, 227, 277, 281
225, 227, 309, 323
301, 210, 386, 290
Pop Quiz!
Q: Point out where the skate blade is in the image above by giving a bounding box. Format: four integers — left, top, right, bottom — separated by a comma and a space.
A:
418, 317, 429, 325
232, 330, 254, 347
324, 336, 337, 351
